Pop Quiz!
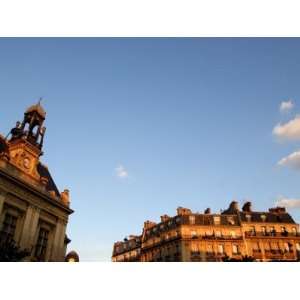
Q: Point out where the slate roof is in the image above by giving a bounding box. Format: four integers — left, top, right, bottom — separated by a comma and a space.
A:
37, 162, 60, 198
239, 211, 296, 224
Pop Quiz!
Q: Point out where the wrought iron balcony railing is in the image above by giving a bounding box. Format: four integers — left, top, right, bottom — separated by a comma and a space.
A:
245, 231, 300, 238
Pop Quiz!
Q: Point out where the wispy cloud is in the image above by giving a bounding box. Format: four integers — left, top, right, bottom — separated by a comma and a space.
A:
115, 165, 128, 179
280, 100, 294, 113
276, 197, 300, 209
272, 115, 300, 141
278, 150, 300, 170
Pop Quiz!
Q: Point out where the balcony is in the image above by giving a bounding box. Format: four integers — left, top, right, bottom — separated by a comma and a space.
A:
252, 249, 263, 259
245, 231, 300, 238
190, 251, 202, 261
201, 234, 243, 241
264, 249, 295, 261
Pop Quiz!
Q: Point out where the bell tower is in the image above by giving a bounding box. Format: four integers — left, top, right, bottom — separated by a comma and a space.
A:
7, 101, 47, 180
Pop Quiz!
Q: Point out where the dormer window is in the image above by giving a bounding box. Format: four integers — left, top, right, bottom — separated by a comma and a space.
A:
261, 214, 266, 222
214, 216, 221, 225
245, 214, 251, 222
227, 216, 235, 225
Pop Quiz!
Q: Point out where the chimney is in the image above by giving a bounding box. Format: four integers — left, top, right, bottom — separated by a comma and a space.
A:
204, 208, 211, 214
144, 220, 156, 229
160, 214, 170, 222
229, 201, 240, 212
177, 207, 192, 216
269, 207, 286, 214
242, 201, 252, 212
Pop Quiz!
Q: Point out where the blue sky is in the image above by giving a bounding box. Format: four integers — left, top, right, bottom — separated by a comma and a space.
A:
1, 38, 300, 261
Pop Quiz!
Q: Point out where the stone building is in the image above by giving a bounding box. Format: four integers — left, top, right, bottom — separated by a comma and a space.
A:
0, 102, 73, 261
112, 201, 300, 262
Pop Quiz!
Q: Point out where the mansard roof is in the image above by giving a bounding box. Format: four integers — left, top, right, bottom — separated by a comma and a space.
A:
37, 162, 60, 198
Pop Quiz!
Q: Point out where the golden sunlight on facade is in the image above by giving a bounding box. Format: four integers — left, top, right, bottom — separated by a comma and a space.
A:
112, 202, 300, 262
0, 102, 73, 261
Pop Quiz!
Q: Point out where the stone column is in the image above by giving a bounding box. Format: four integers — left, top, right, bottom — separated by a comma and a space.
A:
50, 220, 67, 262
0, 192, 6, 218
19, 206, 40, 252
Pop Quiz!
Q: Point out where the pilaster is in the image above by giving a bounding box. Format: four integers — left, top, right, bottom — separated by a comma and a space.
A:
0, 192, 5, 218
19, 205, 40, 251
50, 220, 67, 261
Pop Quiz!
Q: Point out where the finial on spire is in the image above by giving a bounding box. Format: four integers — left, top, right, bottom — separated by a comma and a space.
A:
38, 97, 43, 105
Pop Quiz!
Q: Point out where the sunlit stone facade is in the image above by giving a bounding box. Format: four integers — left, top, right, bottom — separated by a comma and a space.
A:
0, 102, 73, 261
112, 202, 300, 262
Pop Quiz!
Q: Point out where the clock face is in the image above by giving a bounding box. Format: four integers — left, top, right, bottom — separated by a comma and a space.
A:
23, 158, 31, 169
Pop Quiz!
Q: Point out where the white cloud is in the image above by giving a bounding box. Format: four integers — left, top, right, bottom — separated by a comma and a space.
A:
272, 115, 300, 141
280, 100, 294, 113
278, 150, 300, 170
115, 165, 128, 179
276, 197, 300, 209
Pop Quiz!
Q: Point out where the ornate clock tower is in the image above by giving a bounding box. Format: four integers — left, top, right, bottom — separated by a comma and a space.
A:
0, 101, 73, 261
8, 101, 46, 180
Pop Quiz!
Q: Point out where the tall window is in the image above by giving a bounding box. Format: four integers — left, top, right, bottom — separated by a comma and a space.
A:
189, 215, 195, 225
284, 242, 290, 252
191, 230, 197, 238
252, 242, 260, 252
232, 244, 239, 254
215, 230, 221, 238
1, 213, 17, 239
218, 244, 224, 254
281, 226, 286, 233
265, 242, 271, 252
281, 227, 288, 236
35, 228, 49, 260
270, 226, 276, 236
207, 244, 213, 253
250, 226, 256, 236
191, 242, 198, 252
261, 226, 266, 236
292, 227, 297, 236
